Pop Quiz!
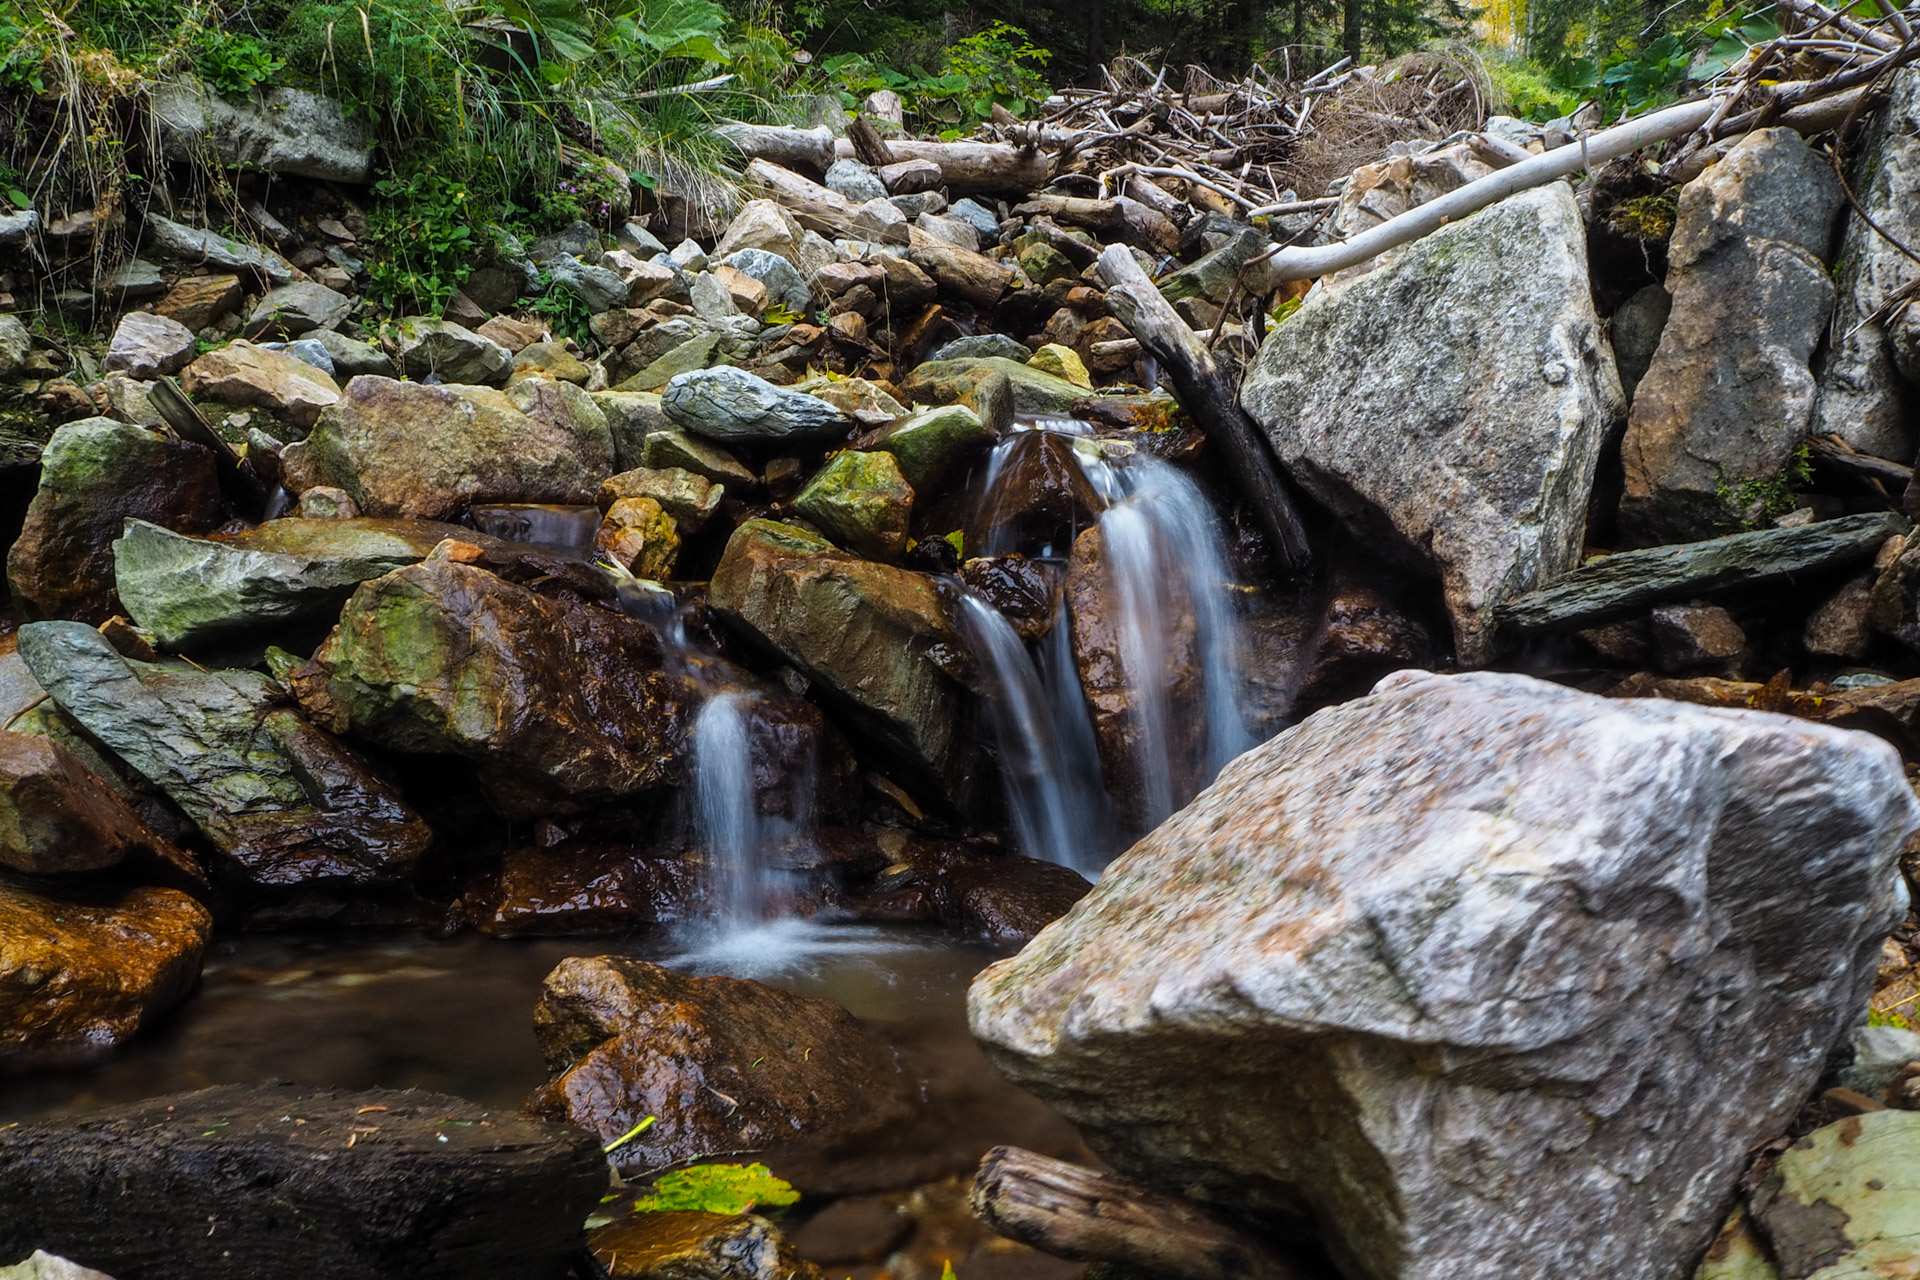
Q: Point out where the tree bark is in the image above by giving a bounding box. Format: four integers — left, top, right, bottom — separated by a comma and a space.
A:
1095, 244, 1312, 575
970, 1146, 1307, 1280
715, 123, 835, 173
830, 139, 1052, 194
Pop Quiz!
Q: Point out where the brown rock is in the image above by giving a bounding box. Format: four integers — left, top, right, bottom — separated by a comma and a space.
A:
180, 340, 342, 430
0, 882, 211, 1067
526, 956, 915, 1173
1651, 603, 1746, 674
480, 314, 548, 352
1295, 581, 1435, 709
0, 731, 180, 875
904, 838, 1092, 944
596, 496, 680, 579
155, 273, 244, 330
1806, 574, 1876, 660
968, 429, 1103, 559
482, 843, 701, 937
959, 555, 1056, 642
587, 1212, 827, 1280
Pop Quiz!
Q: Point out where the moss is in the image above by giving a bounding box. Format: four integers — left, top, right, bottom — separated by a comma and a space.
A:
1713, 442, 1815, 532
1609, 192, 1680, 243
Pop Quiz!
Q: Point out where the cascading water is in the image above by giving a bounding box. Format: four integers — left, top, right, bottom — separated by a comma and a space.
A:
692, 690, 764, 928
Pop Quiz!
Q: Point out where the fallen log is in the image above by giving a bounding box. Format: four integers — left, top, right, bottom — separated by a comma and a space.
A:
1095, 243, 1311, 574
969, 1146, 1305, 1280
831, 138, 1051, 194
745, 159, 853, 213
847, 114, 896, 169
1014, 194, 1180, 254
715, 122, 835, 173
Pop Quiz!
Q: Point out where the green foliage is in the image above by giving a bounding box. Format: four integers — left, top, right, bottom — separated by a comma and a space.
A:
531, 275, 595, 346
192, 28, 283, 97
821, 21, 1049, 135
1534, 6, 1781, 118
1714, 443, 1814, 532
1485, 53, 1584, 121
362, 169, 476, 315
1610, 191, 1679, 242
632, 1163, 800, 1215
1869, 1007, 1914, 1030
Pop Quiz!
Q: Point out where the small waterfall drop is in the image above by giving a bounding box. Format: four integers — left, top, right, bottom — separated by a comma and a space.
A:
692, 690, 764, 928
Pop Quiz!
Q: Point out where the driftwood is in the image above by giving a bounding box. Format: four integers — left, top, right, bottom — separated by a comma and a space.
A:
714, 122, 835, 172
150, 376, 276, 517
831, 137, 1051, 194
846, 114, 896, 169
1096, 243, 1311, 574
970, 1146, 1305, 1280
1014, 194, 1180, 254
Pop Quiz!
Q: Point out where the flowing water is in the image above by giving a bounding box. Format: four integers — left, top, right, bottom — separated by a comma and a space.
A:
691, 689, 775, 928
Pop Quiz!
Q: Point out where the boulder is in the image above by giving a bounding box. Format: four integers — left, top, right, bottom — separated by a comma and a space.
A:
0, 882, 210, 1067
641, 429, 756, 488
709, 519, 964, 803
508, 341, 591, 387
1610, 283, 1672, 402
245, 281, 354, 338
792, 450, 913, 560
1651, 602, 1747, 674
180, 339, 342, 430
930, 333, 1030, 363
825, 159, 887, 203
970, 670, 1918, 1280
139, 215, 295, 284
662, 366, 851, 443
285, 376, 615, 520
101, 312, 195, 380
800, 375, 906, 428
1241, 184, 1624, 665
713, 200, 805, 264
689, 271, 741, 323
304, 327, 392, 378
898, 356, 1089, 418
1027, 342, 1091, 389
526, 956, 914, 1173
112, 516, 483, 649
593, 390, 672, 469
1811, 69, 1920, 461
722, 247, 812, 316
0, 1082, 607, 1280
869, 403, 995, 492
0, 730, 181, 875
966, 428, 1104, 558
0, 1252, 117, 1280
149, 82, 371, 183
482, 843, 701, 937
616, 329, 724, 393
1619, 130, 1845, 543
0, 315, 30, 378
596, 496, 679, 578
599, 466, 721, 531
586, 1212, 825, 1280
307, 557, 694, 816
17, 621, 431, 889
6, 419, 222, 625
154, 272, 245, 330
386, 318, 513, 387
547, 255, 628, 314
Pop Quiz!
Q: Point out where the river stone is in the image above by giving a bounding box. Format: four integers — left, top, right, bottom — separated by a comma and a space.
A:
526, 956, 914, 1174
599, 466, 721, 531
155, 272, 245, 330
869, 403, 995, 492
826, 159, 888, 203
139, 215, 295, 284
245, 281, 354, 338
722, 247, 812, 316
0, 1082, 607, 1280
970, 669, 1918, 1280
547, 254, 629, 315
0, 730, 180, 875
640, 428, 756, 487
966, 428, 1104, 557
1240, 184, 1624, 666
793, 450, 913, 560
596, 496, 679, 578
102, 312, 195, 379
17, 621, 431, 888
0, 314, 31, 378
180, 339, 342, 430
482, 842, 703, 937
593, 389, 672, 469
689, 270, 741, 323
113, 516, 483, 649
286, 375, 615, 520
898, 356, 1089, 418
663, 366, 852, 443
7, 420, 221, 625
1158, 227, 1271, 304
586, 1211, 825, 1280
930, 333, 1030, 363
714, 199, 805, 264
308, 557, 694, 817
508, 342, 591, 388
0, 882, 210, 1068
386, 318, 512, 387
1812, 70, 1920, 461
1747, 1111, 1920, 1279
709, 519, 964, 805
1028, 342, 1092, 389
1620, 129, 1844, 543
150, 82, 370, 183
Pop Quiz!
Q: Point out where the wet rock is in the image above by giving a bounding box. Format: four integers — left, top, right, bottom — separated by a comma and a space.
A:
150, 82, 371, 183
19, 621, 430, 888
793, 450, 913, 560
799, 376, 906, 427
246, 281, 354, 338
1651, 602, 1746, 674
869, 403, 995, 493
1610, 283, 1671, 402
904, 839, 1092, 945
966, 429, 1104, 558
1027, 342, 1092, 389
0, 881, 210, 1067
641, 429, 757, 488
1242, 184, 1623, 666
714, 200, 805, 264
970, 670, 1919, 1280
102, 312, 195, 380
959, 555, 1056, 642
902, 356, 1087, 419
140, 215, 295, 284
600, 466, 721, 531
587, 1212, 825, 1280
0, 1082, 607, 1280
931, 334, 1030, 363
1620, 130, 1844, 542
1745, 1111, 1920, 1279
483, 843, 701, 937
386, 318, 512, 387
1806, 574, 1876, 660
180, 339, 342, 430
154, 272, 245, 330
113, 516, 482, 649
1496, 511, 1905, 638
1812, 69, 1920, 461
309, 557, 691, 816
286, 375, 615, 520
7, 420, 222, 625
596, 496, 679, 578
709, 520, 964, 804
1288, 580, 1435, 710
723, 248, 812, 316
662, 366, 852, 443
548, 255, 628, 314
527, 956, 914, 1172
0, 731, 181, 875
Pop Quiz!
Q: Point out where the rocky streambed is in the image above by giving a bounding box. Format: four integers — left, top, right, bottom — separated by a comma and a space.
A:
2, 55, 1920, 1280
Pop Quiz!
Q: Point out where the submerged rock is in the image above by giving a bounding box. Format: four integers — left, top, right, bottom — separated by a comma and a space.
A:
527, 956, 914, 1173
6, 419, 222, 625
0, 882, 210, 1067
308, 557, 693, 817
970, 670, 1917, 1280
482, 843, 701, 937
1241, 184, 1622, 665
586, 1211, 826, 1280
0, 731, 181, 875
17, 621, 430, 889
1619, 129, 1844, 542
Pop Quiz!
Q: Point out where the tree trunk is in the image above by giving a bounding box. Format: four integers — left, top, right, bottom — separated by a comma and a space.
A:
1343, 0, 1363, 61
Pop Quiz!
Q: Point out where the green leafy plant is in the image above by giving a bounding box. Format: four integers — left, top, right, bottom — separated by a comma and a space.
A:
362, 169, 476, 314
192, 27, 283, 96
632, 1163, 800, 1215
531, 276, 594, 345
821, 20, 1050, 135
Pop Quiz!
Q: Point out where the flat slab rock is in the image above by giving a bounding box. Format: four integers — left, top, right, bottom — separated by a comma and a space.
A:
969, 670, 1918, 1280
0, 1082, 608, 1280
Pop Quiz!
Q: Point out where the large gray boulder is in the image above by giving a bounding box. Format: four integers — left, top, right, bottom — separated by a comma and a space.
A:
970, 669, 1917, 1280
1240, 184, 1622, 666
1619, 129, 1844, 543
662, 366, 851, 443
1811, 69, 1920, 462
150, 82, 371, 184
140, 215, 295, 284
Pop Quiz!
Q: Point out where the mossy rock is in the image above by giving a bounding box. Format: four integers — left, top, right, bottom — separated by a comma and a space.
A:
793, 450, 914, 560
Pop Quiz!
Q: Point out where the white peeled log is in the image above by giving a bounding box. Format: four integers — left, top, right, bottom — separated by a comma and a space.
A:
831, 138, 1052, 194
715, 123, 836, 172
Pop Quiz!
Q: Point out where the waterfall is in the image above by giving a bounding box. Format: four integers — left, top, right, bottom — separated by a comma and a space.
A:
691, 690, 765, 927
